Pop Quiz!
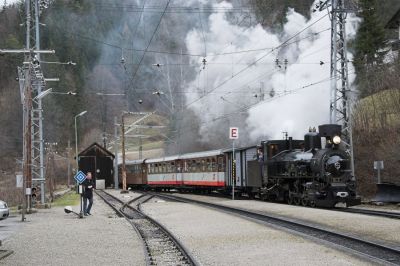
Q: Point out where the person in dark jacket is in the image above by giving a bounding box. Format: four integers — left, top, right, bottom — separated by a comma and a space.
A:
83, 172, 94, 216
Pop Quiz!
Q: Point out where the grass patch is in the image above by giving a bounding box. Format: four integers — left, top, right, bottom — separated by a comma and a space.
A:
52, 191, 80, 207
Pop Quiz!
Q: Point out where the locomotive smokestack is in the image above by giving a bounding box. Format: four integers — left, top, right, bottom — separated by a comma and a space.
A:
304, 130, 321, 151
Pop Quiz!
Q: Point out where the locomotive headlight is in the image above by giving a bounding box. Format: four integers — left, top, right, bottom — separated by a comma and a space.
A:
332, 135, 341, 145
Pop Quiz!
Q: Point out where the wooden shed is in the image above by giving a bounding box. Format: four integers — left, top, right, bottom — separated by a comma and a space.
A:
78, 143, 115, 188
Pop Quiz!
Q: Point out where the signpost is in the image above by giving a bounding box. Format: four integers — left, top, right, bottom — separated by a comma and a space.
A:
229, 127, 238, 200
374, 161, 384, 184
74, 171, 87, 218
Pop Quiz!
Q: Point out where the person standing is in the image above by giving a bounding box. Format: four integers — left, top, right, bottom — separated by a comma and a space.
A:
83, 172, 94, 216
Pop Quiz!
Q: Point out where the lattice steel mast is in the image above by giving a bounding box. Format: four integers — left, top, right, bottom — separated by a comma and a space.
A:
320, 0, 355, 178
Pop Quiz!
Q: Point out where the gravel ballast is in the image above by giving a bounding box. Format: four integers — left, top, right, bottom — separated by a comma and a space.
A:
0, 194, 145, 266
172, 193, 400, 247
140, 200, 373, 266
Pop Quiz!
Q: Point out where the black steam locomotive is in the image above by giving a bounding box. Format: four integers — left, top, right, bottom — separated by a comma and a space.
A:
254, 124, 360, 207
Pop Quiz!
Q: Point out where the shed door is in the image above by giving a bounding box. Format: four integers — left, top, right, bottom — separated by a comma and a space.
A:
79, 156, 96, 182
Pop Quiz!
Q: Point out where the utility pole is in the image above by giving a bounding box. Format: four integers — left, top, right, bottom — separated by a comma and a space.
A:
113, 116, 119, 190
31, 0, 50, 205
67, 140, 71, 187
328, 0, 355, 178
121, 115, 127, 192
23, 0, 32, 218
317, 0, 355, 178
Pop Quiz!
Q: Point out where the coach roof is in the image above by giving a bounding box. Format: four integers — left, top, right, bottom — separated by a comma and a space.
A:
145, 149, 224, 163
179, 149, 223, 160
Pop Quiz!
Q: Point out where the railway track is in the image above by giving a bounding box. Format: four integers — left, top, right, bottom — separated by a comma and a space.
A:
154, 192, 400, 265
194, 191, 400, 220
336, 207, 400, 219
95, 190, 198, 266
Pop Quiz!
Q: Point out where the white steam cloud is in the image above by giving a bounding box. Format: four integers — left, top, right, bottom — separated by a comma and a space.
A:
185, 1, 359, 143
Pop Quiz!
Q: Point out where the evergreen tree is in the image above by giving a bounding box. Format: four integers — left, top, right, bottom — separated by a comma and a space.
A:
354, 0, 386, 68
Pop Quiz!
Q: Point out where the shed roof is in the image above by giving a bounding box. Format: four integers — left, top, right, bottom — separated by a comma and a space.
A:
78, 142, 115, 158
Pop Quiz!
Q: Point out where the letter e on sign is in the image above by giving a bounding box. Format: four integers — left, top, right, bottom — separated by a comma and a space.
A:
229, 127, 239, 139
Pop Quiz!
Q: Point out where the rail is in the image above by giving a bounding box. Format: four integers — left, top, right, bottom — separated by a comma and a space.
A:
95, 190, 198, 266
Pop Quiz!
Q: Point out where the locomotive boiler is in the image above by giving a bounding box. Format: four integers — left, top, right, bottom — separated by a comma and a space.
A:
256, 124, 360, 207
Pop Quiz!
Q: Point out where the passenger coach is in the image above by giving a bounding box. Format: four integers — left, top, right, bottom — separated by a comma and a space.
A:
119, 150, 226, 191
146, 150, 225, 191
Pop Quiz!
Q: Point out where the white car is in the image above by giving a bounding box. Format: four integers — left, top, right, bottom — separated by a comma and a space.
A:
0, 200, 9, 220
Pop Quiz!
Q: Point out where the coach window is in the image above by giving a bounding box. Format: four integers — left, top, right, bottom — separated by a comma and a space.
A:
190, 160, 195, 172
171, 162, 175, 172
161, 163, 165, 173
211, 158, 217, 172
218, 157, 224, 171
200, 159, 205, 171
206, 159, 211, 172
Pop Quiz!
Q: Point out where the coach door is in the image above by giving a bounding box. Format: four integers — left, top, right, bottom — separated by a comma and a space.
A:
175, 160, 183, 185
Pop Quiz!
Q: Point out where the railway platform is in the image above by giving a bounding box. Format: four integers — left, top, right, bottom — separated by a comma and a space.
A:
0, 193, 145, 266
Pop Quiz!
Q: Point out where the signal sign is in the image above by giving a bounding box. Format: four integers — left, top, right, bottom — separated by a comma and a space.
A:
74, 171, 87, 184
229, 127, 239, 139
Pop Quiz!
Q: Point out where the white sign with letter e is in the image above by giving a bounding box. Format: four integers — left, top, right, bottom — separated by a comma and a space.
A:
229, 127, 239, 139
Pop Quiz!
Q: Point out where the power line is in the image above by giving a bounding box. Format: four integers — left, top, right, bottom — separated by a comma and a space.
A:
173, 73, 355, 139
50, 4, 255, 14
130, 0, 171, 83
53, 26, 330, 60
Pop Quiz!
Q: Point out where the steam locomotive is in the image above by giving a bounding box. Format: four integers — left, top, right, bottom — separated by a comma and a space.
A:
255, 124, 360, 207
120, 124, 360, 207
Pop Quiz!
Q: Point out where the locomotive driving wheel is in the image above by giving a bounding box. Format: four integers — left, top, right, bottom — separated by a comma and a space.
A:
293, 196, 301, 205
285, 192, 293, 205
309, 200, 316, 207
301, 197, 308, 207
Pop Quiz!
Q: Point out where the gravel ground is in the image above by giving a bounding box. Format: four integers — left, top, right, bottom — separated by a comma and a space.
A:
0, 194, 145, 266
171, 193, 400, 247
140, 200, 374, 266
